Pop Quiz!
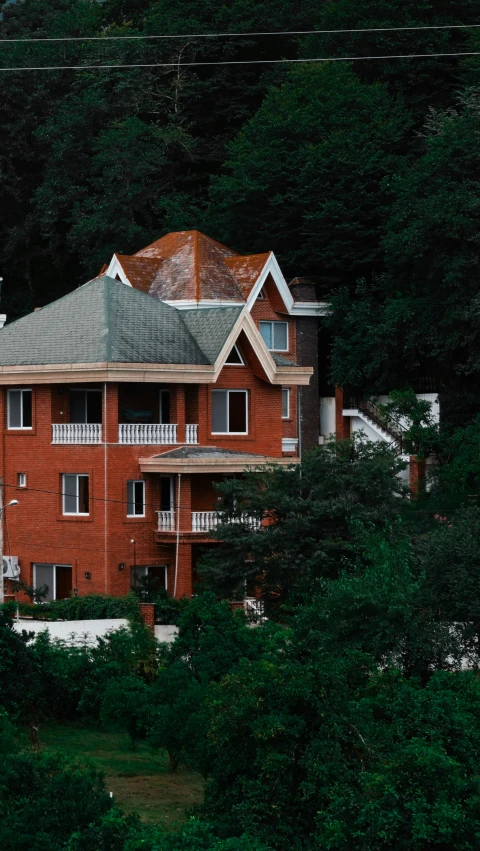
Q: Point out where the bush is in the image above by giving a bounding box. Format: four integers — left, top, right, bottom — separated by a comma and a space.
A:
0, 594, 142, 623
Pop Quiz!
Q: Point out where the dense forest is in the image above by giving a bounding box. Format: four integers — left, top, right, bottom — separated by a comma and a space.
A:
4, 437, 480, 849
2, 0, 480, 424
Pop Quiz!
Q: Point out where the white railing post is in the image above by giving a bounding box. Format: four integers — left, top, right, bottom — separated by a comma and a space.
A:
52, 424, 102, 444
185, 424, 198, 444
157, 511, 175, 532
118, 424, 178, 445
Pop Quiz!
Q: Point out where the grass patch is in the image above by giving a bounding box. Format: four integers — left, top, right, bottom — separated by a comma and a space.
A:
39, 721, 204, 827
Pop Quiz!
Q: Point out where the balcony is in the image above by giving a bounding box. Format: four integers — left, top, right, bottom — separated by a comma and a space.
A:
157, 511, 176, 531
192, 511, 261, 532
157, 511, 261, 533
118, 423, 198, 445
52, 424, 102, 444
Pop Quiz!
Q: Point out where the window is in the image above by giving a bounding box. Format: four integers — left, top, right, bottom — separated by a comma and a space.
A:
160, 476, 174, 511
130, 564, 167, 594
8, 389, 32, 429
70, 390, 102, 424
282, 388, 290, 419
62, 474, 89, 515
212, 390, 247, 434
127, 480, 145, 517
17, 473, 27, 488
257, 287, 266, 299
259, 321, 288, 351
33, 563, 72, 601
225, 344, 244, 365
159, 390, 170, 424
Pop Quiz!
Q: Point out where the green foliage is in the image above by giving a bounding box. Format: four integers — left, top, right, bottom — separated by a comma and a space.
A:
199, 440, 406, 605
0, 749, 113, 851
209, 63, 410, 287
2, 592, 142, 622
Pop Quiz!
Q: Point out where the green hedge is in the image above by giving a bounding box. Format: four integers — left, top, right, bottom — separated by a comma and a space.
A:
0, 591, 184, 624
0, 593, 142, 623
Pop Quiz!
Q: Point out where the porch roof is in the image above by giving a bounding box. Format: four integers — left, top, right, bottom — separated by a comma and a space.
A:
139, 445, 299, 474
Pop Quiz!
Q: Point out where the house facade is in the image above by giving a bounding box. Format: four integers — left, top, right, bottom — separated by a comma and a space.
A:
0, 232, 322, 600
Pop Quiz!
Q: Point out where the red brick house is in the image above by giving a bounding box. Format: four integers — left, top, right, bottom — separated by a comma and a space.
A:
0, 231, 325, 600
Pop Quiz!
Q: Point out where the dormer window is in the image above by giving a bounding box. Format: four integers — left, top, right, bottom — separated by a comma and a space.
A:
225, 344, 244, 365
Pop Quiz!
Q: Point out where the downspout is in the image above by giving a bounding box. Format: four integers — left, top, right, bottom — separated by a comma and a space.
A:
104, 381, 108, 594
297, 387, 303, 460
174, 473, 181, 598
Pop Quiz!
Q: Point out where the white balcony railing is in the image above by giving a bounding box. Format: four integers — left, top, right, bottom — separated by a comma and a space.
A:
191, 511, 261, 533
185, 424, 198, 444
52, 423, 102, 444
119, 423, 177, 445
157, 511, 176, 531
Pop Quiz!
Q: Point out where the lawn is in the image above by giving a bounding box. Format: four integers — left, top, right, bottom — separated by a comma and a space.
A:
39, 722, 204, 827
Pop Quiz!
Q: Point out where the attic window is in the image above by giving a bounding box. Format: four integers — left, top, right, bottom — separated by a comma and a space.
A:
115, 274, 122, 281
225, 344, 244, 365
257, 287, 266, 299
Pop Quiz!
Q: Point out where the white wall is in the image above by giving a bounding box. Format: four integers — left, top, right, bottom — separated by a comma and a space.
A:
320, 396, 336, 440
13, 618, 179, 645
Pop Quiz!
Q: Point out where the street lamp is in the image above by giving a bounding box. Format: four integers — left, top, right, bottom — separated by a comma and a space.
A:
0, 497, 19, 605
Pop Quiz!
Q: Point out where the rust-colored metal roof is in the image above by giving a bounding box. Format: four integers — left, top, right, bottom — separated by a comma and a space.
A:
116, 255, 162, 294
224, 253, 271, 298
111, 231, 270, 303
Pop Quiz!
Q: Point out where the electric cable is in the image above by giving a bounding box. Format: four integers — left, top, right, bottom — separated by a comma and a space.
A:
1, 22, 480, 43
1, 50, 480, 71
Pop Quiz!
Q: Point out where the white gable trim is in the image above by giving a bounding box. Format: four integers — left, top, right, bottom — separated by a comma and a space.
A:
212, 308, 312, 386
105, 255, 133, 287
165, 299, 244, 310
246, 253, 294, 314
289, 302, 330, 317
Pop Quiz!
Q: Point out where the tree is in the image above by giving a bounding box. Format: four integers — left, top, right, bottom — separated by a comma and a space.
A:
208, 63, 410, 288
329, 91, 480, 416
199, 440, 407, 605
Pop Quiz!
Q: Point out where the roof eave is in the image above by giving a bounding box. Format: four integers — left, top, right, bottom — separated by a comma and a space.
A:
139, 454, 300, 474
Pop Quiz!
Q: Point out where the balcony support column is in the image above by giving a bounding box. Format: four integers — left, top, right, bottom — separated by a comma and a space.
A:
174, 386, 186, 444
105, 383, 118, 444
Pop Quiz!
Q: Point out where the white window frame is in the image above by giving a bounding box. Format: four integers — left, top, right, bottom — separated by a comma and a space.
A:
127, 480, 146, 517
62, 473, 89, 516
212, 389, 248, 435
225, 344, 244, 366
282, 388, 290, 419
7, 388, 32, 429
257, 287, 266, 299
33, 563, 72, 602
259, 321, 289, 352
17, 473, 27, 488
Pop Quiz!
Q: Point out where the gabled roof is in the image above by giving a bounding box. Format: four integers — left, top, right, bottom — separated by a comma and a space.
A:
224, 253, 271, 299
0, 276, 214, 366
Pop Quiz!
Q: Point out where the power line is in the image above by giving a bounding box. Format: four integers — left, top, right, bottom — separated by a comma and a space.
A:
1, 22, 480, 43
1, 50, 480, 72
1, 479, 161, 511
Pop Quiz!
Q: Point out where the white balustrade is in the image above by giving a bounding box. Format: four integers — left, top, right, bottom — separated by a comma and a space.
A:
118, 423, 177, 445
157, 511, 176, 532
52, 423, 102, 444
191, 512, 261, 532
185, 424, 198, 444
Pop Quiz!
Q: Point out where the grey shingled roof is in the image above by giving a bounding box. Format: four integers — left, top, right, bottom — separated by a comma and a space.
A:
0, 277, 236, 366
181, 306, 243, 363
272, 352, 298, 367
152, 446, 267, 459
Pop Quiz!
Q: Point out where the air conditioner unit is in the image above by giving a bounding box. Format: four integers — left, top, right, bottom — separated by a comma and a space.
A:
3, 556, 19, 579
